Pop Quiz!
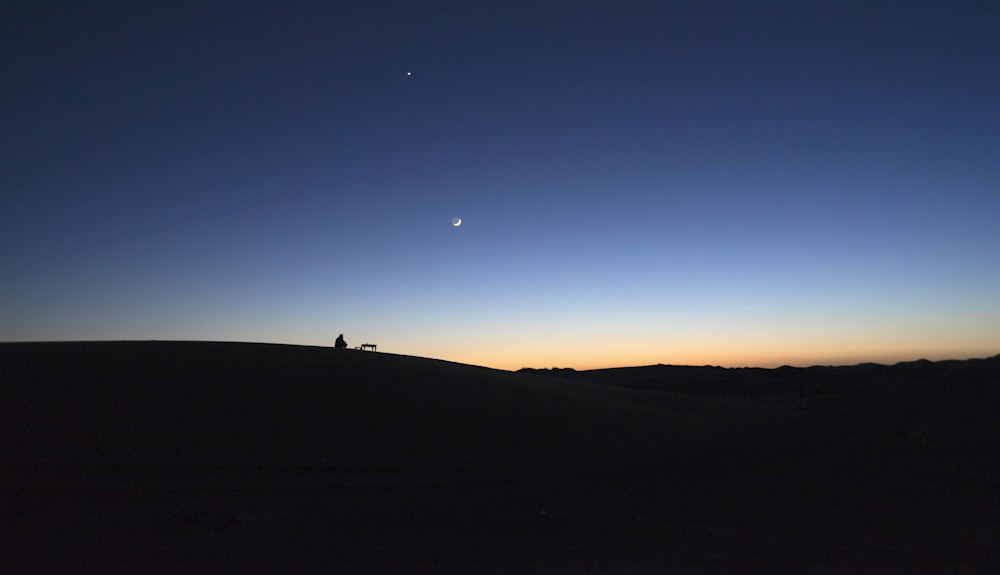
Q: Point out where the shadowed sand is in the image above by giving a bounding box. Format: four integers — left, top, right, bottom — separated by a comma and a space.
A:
2, 342, 998, 573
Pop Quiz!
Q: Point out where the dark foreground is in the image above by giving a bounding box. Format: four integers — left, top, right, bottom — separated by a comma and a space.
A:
2, 342, 999, 573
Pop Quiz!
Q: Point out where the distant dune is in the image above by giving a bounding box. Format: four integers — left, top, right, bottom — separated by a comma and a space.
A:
2, 341, 998, 573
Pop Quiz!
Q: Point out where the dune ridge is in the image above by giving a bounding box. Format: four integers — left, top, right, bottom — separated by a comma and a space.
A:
1, 341, 745, 471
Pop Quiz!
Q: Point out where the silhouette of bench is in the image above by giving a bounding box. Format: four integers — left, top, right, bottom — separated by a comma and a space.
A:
358, 343, 377, 352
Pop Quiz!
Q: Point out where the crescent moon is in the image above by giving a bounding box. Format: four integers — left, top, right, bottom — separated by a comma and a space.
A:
452, 217, 462, 227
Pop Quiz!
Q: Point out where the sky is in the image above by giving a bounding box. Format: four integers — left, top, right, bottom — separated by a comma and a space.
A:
2, 0, 998, 370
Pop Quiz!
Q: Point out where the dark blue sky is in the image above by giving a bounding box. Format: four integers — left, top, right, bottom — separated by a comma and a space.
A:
3, 1, 998, 368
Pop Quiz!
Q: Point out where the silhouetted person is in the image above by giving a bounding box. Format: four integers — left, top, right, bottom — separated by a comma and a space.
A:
335, 334, 347, 349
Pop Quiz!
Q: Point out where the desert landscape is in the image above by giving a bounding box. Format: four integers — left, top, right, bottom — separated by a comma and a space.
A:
2, 341, 999, 573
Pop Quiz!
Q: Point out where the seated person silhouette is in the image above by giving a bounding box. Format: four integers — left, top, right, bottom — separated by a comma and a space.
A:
335, 334, 348, 349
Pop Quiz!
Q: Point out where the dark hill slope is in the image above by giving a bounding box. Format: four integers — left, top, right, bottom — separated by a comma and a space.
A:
0, 341, 744, 473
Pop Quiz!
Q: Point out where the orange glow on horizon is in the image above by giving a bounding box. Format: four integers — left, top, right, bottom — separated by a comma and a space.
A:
419, 341, 1000, 372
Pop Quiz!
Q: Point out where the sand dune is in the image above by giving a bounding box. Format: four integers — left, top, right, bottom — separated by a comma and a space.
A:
1, 341, 746, 470
2, 342, 998, 573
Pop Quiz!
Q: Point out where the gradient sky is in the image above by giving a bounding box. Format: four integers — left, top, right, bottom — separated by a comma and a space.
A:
3, 1, 998, 370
